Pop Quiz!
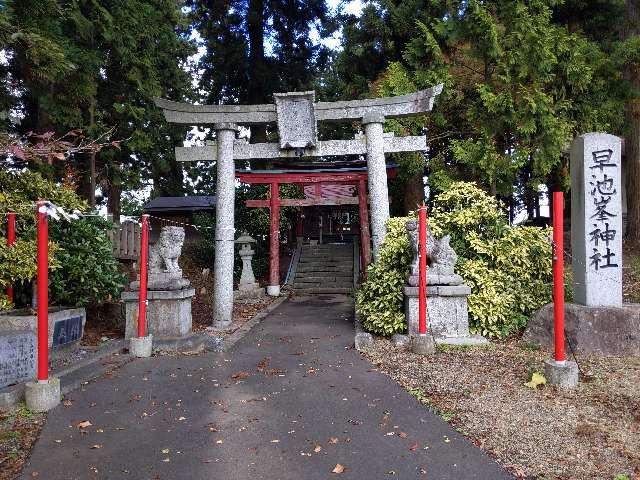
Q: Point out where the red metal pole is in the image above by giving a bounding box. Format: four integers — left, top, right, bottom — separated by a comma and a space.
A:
552, 192, 566, 362
418, 205, 428, 335
6, 212, 16, 303
36, 202, 49, 381
269, 183, 280, 290
138, 214, 149, 338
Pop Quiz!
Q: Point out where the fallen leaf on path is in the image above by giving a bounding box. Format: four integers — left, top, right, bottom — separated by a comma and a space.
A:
231, 371, 250, 380
90, 444, 102, 449
332, 464, 346, 474
314, 445, 322, 453
398, 432, 408, 438
63, 399, 73, 407
525, 371, 546, 389
329, 437, 338, 444
409, 442, 418, 451
77, 421, 92, 429
271, 439, 280, 443
161, 449, 170, 454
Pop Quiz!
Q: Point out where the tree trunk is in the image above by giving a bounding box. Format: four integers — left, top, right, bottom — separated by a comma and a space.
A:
403, 173, 424, 214
247, 0, 268, 146
624, 0, 640, 246
88, 97, 96, 207
106, 182, 121, 224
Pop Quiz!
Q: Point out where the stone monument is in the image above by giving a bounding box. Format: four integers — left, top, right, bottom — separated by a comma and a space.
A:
0, 331, 36, 388
234, 234, 263, 299
403, 219, 487, 345
122, 226, 195, 339
0, 307, 86, 351
525, 133, 640, 356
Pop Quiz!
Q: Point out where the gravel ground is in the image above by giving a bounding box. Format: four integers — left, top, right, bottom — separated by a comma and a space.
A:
363, 338, 640, 480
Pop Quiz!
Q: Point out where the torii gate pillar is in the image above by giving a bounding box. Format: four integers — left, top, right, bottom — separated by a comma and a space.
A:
363, 113, 390, 257
212, 123, 238, 328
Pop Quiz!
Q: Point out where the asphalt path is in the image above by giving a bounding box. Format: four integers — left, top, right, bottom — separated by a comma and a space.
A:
21, 294, 512, 479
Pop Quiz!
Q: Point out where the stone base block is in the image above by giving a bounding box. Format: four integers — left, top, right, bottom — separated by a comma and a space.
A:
122, 289, 195, 339
25, 377, 60, 412
391, 334, 410, 347
404, 285, 474, 339
354, 331, 374, 351
0, 384, 25, 408
411, 334, 436, 355
545, 359, 578, 389
524, 303, 640, 355
130, 335, 153, 358
266, 285, 280, 297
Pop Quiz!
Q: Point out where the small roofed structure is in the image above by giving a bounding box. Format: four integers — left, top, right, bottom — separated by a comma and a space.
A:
143, 196, 216, 242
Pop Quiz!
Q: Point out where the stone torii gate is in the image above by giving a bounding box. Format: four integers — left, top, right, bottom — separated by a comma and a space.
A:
154, 86, 442, 328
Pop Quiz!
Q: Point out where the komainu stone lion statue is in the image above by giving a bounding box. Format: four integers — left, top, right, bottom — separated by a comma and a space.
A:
135, 226, 190, 290
405, 219, 463, 286
149, 226, 185, 276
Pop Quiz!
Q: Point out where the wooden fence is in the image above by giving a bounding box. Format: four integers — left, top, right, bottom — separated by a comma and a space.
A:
109, 221, 141, 260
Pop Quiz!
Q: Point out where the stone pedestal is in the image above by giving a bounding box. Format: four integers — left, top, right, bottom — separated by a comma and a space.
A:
0, 307, 86, 350
122, 289, 195, 339
404, 285, 487, 345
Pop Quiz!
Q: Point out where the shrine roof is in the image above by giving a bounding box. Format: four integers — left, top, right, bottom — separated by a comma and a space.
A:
143, 196, 216, 213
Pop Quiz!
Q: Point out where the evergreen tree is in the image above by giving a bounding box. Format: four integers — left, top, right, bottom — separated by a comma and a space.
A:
0, 0, 195, 218
623, 0, 640, 245
335, 0, 626, 219
187, 0, 330, 143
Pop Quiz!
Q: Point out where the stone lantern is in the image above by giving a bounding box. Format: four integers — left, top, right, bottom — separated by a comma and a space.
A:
235, 234, 263, 298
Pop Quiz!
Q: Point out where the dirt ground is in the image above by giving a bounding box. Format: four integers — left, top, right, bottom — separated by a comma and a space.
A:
364, 338, 640, 480
0, 406, 45, 480
181, 253, 277, 337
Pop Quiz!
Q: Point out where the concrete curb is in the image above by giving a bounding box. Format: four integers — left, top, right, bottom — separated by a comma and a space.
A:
1, 339, 128, 408
222, 294, 290, 352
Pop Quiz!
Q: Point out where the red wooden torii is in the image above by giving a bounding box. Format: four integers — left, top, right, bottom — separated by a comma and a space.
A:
236, 168, 397, 292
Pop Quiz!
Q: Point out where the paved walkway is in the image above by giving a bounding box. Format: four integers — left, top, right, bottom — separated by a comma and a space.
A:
21, 295, 512, 479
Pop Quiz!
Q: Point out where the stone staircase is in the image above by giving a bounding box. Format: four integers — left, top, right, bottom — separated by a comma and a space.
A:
293, 243, 354, 294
